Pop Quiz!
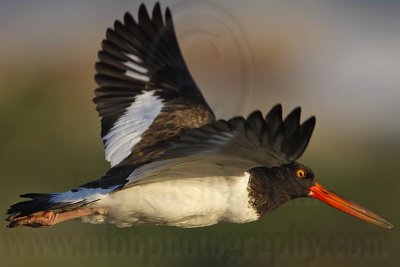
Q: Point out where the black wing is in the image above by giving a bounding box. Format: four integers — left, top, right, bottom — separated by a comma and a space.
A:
164, 104, 315, 164
122, 105, 316, 187
94, 2, 215, 167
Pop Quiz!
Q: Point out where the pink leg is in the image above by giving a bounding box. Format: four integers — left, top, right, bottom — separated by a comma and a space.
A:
7, 208, 107, 228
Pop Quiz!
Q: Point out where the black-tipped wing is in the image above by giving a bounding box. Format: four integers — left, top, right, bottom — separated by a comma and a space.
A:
123, 105, 316, 187
94, 3, 215, 167
164, 104, 315, 165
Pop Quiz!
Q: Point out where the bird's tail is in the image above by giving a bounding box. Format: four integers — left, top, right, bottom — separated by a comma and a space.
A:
6, 192, 82, 228
6, 169, 128, 228
5, 186, 117, 228
7, 193, 59, 219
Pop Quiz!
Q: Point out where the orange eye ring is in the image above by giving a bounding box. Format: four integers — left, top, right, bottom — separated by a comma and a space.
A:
296, 169, 306, 178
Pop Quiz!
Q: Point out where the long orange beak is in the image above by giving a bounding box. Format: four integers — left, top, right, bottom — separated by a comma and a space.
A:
309, 183, 393, 229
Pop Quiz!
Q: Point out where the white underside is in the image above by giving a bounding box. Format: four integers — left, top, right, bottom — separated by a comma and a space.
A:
81, 173, 259, 228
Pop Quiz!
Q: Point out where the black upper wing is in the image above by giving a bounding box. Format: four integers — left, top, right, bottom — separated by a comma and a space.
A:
163, 104, 315, 164
123, 104, 316, 187
94, 2, 215, 167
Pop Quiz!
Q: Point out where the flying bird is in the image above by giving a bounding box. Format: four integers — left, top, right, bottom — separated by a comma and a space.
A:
6, 3, 393, 229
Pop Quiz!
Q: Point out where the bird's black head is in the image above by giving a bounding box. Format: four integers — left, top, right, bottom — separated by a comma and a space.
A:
247, 162, 315, 215
247, 162, 393, 229
275, 162, 316, 197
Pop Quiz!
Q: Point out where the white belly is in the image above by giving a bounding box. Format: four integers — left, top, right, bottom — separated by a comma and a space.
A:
83, 173, 259, 228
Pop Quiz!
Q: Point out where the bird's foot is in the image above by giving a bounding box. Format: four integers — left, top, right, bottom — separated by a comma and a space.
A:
6, 208, 107, 228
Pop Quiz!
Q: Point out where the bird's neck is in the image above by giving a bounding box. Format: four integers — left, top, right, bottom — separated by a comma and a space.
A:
247, 167, 304, 217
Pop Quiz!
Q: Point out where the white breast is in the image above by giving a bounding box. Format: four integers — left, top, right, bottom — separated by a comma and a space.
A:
85, 172, 259, 228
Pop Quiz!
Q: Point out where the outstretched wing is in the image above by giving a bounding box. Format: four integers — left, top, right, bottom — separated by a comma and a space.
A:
164, 104, 315, 164
94, 3, 215, 167
123, 104, 316, 187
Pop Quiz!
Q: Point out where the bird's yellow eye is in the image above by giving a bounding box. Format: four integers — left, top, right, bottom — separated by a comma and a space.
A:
296, 169, 306, 178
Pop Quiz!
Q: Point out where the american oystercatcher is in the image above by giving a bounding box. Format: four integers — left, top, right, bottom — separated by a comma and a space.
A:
6, 3, 393, 229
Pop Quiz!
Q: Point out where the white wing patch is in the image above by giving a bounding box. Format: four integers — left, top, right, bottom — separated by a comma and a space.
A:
125, 71, 149, 82
125, 53, 141, 63
103, 91, 163, 166
123, 53, 149, 82
51, 186, 119, 204
124, 61, 148, 74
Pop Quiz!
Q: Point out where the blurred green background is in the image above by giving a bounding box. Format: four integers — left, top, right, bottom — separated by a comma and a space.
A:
0, 0, 399, 266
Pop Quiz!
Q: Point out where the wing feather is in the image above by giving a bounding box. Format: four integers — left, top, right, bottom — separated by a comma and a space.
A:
123, 105, 316, 187
94, 3, 215, 167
